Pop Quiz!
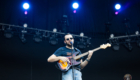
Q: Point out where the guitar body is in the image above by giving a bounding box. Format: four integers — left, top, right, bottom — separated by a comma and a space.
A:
57, 52, 81, 72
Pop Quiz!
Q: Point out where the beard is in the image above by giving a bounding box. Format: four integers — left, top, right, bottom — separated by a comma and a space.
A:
66, 42, 72, 47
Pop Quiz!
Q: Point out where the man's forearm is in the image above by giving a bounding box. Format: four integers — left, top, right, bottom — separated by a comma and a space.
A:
80, 58, 90, 69
80, 51, 94, 69
47, 56, 61, 62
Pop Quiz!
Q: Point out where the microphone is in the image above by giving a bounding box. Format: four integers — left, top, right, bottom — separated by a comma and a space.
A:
70, 41, 73, 45
70, 41, 74, 49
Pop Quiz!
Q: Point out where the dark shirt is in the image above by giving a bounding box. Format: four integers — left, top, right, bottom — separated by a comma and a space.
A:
53, 46, 83, 69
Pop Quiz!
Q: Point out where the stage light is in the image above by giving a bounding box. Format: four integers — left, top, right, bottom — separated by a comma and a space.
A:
49, 37, 58, 45
33, 31, 42, 43
127, 43, 133, 51
73, 10, 76, 13
77, 38, 86, 49
24, 11, 28, 15
53, 28, 57, 32
77, 41, 86, 49
4, 27, 13, 38
86, 38, 91, 47
124, 39, 133, 51
49, 35, 58, 45
21, 29, 27, 34
135, 31, 140, 47
135, 31, 139, 35
20, 28, 27, 43
20, 34, 27, 43
23, 3, 30, 10
115, 11, 119, 15
115, 4, 121, 10
43, 32, 50, 38
110, 38, 119, 51
80, 32, 84, 37
110, 34, 114, 38
23, 23, 28, 28
77, 33, 87, 49
42, 32, 46, 37
72, 2, 79, 9
112, 43, 119, 51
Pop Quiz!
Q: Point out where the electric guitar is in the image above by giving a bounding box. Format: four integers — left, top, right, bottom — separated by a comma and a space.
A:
57, 43, 111, 72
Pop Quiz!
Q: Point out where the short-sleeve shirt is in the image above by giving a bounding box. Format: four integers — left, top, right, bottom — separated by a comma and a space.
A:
53, 46, 83, 69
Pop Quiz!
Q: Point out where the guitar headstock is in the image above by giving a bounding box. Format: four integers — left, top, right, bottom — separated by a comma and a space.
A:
100, 43, 111, 49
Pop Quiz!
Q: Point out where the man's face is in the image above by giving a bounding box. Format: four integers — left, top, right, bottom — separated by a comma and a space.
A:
64, 35, 74, 46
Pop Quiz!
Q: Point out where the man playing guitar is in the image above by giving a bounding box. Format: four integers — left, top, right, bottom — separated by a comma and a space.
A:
47, 33, 111, 80
47, 33, 94, 80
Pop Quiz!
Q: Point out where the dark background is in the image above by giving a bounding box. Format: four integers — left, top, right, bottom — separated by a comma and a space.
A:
0, 0, 140, 80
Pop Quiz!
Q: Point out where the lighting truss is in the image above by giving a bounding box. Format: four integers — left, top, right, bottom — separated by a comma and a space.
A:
109, 34, 140, 44
0, 23, 90, 45
108, 33, 140, 51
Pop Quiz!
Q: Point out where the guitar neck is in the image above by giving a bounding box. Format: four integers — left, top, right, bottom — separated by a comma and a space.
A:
74, 47, 101, 60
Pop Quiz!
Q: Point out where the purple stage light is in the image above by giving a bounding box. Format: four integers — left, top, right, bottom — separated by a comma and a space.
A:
73, 10, 76, 13
24, 11, 27, 15
115, 11, 118, 15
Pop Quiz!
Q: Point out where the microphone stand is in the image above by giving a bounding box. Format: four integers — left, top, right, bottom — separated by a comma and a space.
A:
71, 42, 75, 80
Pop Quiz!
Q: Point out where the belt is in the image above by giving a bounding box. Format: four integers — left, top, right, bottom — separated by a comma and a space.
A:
70, 67, 81, 71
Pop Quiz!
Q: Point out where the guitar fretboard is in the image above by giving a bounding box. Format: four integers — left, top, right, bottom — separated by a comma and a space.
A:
74, 47, 101, 60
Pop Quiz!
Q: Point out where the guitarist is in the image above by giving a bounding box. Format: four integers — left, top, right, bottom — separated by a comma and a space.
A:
47, 33, 94, 80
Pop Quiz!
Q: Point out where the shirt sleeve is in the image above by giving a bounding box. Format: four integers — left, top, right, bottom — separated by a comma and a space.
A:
53, 47, 63, 56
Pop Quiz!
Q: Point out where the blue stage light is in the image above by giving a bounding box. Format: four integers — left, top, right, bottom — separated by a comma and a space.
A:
72, 2, 79, 9
23, 3, 30, 10
115, 4, 121, 10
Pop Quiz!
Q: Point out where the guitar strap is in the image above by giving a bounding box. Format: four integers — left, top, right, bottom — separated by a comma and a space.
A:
74, 48, 78, 51
74, 47, 80, 55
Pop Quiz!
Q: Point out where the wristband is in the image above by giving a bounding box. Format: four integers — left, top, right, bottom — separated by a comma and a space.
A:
86, 58, 90, 62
